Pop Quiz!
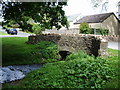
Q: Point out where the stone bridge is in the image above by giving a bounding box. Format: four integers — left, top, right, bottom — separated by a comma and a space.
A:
28, 34, 108, 57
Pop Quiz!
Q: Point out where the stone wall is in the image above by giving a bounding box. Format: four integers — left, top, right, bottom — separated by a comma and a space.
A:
43, 29, 120, 42
28, 34, 108, 57
103, 35, 120, 42
85, 34, 120, 42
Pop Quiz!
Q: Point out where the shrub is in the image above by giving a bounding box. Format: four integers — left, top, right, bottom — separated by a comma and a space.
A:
32, 41, 60, 63
99, 28, 109, 35
93, 28, 109, 35
6, 51, 116, 88
79, 22, 92, 34
32, 24, 44, 34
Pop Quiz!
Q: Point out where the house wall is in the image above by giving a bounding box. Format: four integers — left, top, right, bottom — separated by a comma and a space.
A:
102, 15, 120, 35
69, 22, 75, 28
74, 24, 80, 28
74, 23, 102, 29
89, 23, 102, 29
74, 15, 120, 35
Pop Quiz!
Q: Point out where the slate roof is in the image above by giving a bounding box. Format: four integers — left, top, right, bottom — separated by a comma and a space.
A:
74, 12, 119, 24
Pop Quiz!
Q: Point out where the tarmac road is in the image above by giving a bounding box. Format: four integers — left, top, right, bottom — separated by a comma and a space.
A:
108, 41, 120, 50
0, 26, 34, 37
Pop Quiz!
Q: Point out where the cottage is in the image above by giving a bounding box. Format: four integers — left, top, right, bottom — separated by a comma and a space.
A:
74, 12, 120, 35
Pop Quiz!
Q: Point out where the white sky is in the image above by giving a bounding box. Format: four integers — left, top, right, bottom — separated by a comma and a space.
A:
0, 0, 119, 22
63, 0, 119, 16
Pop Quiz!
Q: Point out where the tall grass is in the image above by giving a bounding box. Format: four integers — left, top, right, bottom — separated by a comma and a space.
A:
2, 37, 41, 66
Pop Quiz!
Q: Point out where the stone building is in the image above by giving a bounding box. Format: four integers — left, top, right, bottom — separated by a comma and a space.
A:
74, 12, 120, 35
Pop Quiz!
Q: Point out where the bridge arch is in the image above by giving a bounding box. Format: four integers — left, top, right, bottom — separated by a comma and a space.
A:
59, 50, 72, 60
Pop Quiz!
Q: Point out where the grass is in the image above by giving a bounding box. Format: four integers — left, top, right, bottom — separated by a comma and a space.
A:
102, 48, 120, 88
3, 47, 120, 88
2, 37, 119, 88
2, 37, 43, 66
0, 31, 8, 35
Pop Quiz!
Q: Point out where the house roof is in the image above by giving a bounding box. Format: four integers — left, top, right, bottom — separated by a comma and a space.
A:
67, 13, 82, 22
74, 12, 120, 24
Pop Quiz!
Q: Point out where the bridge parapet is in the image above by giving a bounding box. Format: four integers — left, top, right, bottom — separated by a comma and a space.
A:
28, 34, 108, 57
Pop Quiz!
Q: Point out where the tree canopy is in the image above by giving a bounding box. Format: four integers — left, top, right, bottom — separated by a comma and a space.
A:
2, 1, 69, 31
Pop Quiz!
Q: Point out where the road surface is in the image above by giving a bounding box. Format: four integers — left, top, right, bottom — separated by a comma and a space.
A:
108, 42, 120, 50
0, 26, 34, 37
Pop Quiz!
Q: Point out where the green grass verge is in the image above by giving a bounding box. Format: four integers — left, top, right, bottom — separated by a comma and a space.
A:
102, 48, 120, 88
0, 31, 8, 35
2, 37, 42, 66
2, 37, 59, 66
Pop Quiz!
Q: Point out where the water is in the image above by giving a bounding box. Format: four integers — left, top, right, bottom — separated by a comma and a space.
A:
0, 64, 43, 83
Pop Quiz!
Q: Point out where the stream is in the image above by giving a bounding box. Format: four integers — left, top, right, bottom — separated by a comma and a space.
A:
0, 64, 43, 83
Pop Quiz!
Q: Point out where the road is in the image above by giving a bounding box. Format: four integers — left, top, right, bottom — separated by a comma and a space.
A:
0, 26, 34, 37
1, 31, 34, 37
108, 42, 120, 50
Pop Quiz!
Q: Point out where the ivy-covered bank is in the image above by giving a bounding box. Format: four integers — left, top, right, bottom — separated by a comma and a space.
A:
3, 49, 119, 88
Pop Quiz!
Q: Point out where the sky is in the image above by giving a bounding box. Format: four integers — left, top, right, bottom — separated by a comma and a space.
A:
63, 0, 119, 16
0, 0, 119, 22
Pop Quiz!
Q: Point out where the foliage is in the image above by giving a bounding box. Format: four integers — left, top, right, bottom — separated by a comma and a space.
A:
92, 28, 109, 35
91, 0, 102, 8
4, 20, 20, 28
2, 2, 69, 31
35, 41, 60, 61
3, 51, 116, 88
79, 22, 108, 35
98, 28, 108, 35
79, 22, 92, 34
31, 24, 43, 34
101, 48, 119, 88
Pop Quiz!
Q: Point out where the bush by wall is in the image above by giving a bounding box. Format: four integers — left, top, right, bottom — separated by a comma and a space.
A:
32, 24, 45, 34
79, 22, 92, 34
95, 28, 109, 35
79, 22, 109, 35
32, 41, 60, 63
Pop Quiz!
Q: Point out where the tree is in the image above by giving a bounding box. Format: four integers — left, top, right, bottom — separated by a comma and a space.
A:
91, 0, 109, 13
91, 0, 102, 8
2, 1, 69, 32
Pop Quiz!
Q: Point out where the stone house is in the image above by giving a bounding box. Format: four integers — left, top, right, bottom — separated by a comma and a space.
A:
74, 12, 120, 35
